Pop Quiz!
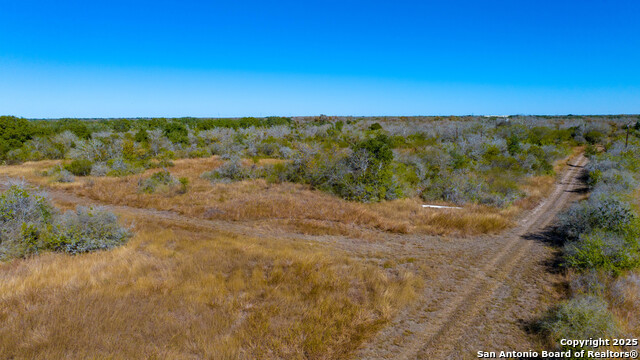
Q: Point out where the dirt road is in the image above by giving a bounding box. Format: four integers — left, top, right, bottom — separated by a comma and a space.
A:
357, 154, 588, 359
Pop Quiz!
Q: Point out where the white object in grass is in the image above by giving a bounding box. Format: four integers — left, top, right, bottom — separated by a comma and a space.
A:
422, 204, 462, 209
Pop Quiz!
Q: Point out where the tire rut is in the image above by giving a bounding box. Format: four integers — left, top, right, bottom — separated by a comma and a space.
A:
362, 154, 587, 360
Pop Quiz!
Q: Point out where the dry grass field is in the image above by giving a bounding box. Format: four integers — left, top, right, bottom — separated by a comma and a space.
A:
0, 212, 419, 359
0, 155, 563, 239
0, 151, 581, 359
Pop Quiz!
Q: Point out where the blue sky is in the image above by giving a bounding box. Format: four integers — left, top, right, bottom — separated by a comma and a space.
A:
1, 0, 639, 117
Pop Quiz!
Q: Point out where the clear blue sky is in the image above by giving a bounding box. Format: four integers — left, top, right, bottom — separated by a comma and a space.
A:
1, 0, 639, 118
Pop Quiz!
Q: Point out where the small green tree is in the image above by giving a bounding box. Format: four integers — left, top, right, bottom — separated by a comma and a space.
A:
134, 129, 149, 143
65, 159, 93, 176
162, 122, 189, 144
507, 135, 521, 155
337, 134, 400, 202
0, 116, 33, 158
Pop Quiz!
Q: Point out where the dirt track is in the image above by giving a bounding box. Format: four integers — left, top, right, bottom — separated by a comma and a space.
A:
1, 155, 588, 359
357, 154, 588, 359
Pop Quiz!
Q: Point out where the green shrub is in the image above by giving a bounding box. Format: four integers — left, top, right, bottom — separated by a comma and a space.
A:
49, 206, 131, 254
584, 144, 598, 156
45, 165, 76, 183
0, 184, 130, 260
162, 122, 189, 144
0, 116, 33, 159
309, 134, 402, 202
336, 134, 400, 201
57, 119, 92, 139
450, 150, 471, 170
542, 295, 620, 348
139, 170, 178, 194
54, 169, 75, 183
267, 136, 401, 202
525, 145, 555, 174
584, 130, 604, 144
507, 135, 521, 155
564, 230, 640, 273
558, 196, 637, 240
202, 158, 260, 183
134, 129, 149, 143
265, 162, 289, 184
526, 126, 557, 145
110, 118, 131, 133
178, 177, 189, 194
64, 159, 93, 176
106, 158, 144, 177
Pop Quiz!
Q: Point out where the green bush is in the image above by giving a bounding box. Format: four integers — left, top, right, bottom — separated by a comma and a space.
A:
109, 118, 131, 133
162, 122, 189, 144
134, 129, 149, 143
0, 184, 130, 260
542, 295, 620, 348
265, 162, 289, 184
526, 126, 558, 145
564, 230, 640, 273
106, 158, 144, 177
45, 165, 76, 183
584, 130, 604, 145
64, 159, 93, 176
0, 116, 33, 159
525, 145, 554, 174
558, 196, 637, 240
335, 135, 400, 201
56, 119, 92, 139
178, 177, 189, 194
139, 170, 179, 194
584, 144, 598, 156
507, 135, 521, 155
450, 150, 471, 170
267, 136, 401, 202
49, 206, 131, 254
202, 157, 261, 183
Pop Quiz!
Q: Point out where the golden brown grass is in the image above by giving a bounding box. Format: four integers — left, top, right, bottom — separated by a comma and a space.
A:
0, 151, 580, 359
609, 271, 640, 335
0, 218, 419, 359
76, 177, 518, 236
0, 154, 566, 237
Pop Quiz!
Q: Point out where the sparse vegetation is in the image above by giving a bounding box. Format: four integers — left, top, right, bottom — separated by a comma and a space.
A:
2, 115, 630, 237
201, 156, 262, 183
0, 182, 130, 260
4, 115, 620, 207
540, 134, 640, 351
557, 137, 640, 273
2, 115, 640, 358
0, 216, 418, 359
